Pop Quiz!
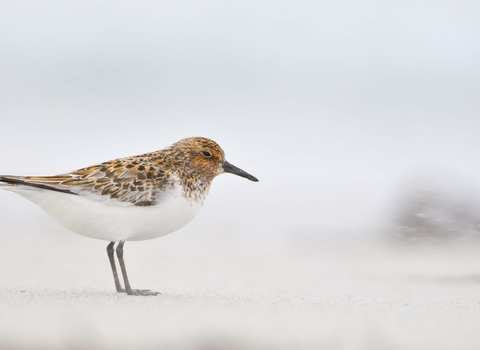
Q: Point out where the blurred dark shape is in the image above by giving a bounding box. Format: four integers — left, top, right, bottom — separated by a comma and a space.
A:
392, 177, 480, 244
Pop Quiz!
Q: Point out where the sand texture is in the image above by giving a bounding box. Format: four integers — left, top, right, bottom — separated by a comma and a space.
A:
1, 224, 480, 350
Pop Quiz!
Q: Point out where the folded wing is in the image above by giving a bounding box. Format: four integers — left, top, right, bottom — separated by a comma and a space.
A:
0, 158, 172, 207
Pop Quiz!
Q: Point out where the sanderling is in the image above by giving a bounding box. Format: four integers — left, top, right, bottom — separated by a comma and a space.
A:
0, 137, 258, 296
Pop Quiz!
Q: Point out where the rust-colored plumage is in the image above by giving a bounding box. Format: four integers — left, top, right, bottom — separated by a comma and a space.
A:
0, 137, 228, 205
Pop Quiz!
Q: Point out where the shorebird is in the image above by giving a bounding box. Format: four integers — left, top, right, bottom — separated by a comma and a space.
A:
0, 137, 258, 295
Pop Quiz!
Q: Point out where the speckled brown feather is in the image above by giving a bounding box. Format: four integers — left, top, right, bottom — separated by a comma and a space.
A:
0, 137, 226, 206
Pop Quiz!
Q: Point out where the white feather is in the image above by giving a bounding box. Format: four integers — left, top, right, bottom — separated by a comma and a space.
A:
0, 183, 203, 241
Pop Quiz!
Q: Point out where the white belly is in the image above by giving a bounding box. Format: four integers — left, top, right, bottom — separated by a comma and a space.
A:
5, 186, 203, 242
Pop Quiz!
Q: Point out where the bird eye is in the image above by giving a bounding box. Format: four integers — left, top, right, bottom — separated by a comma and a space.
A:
201, 151, 212, 158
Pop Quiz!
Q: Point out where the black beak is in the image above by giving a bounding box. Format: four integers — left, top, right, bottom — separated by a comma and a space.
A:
222, 161, 259, 182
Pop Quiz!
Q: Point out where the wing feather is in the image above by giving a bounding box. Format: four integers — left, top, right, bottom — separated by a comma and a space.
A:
0, 157, 173, 206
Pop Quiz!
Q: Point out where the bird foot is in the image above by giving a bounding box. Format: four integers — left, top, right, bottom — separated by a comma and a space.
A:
125, 288, 160, 296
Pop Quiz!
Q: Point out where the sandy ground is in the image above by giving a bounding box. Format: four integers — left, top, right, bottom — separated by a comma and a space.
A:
1, 222, 480, 350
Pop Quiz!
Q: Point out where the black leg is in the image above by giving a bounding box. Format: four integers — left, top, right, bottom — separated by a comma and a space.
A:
116, 240, 160, 296
106, 242, 124, 293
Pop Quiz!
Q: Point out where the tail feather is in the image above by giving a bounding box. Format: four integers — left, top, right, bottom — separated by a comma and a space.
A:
0, 175, 75, 195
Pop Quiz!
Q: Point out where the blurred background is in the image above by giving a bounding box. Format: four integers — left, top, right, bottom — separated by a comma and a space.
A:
1, 1, 480, 241
1, 1, 480, 349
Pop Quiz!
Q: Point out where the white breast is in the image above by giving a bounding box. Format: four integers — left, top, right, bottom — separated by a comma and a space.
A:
5, 184, 203, 242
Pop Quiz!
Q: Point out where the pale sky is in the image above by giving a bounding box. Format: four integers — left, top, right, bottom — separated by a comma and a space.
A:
1, 1, 480, 239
